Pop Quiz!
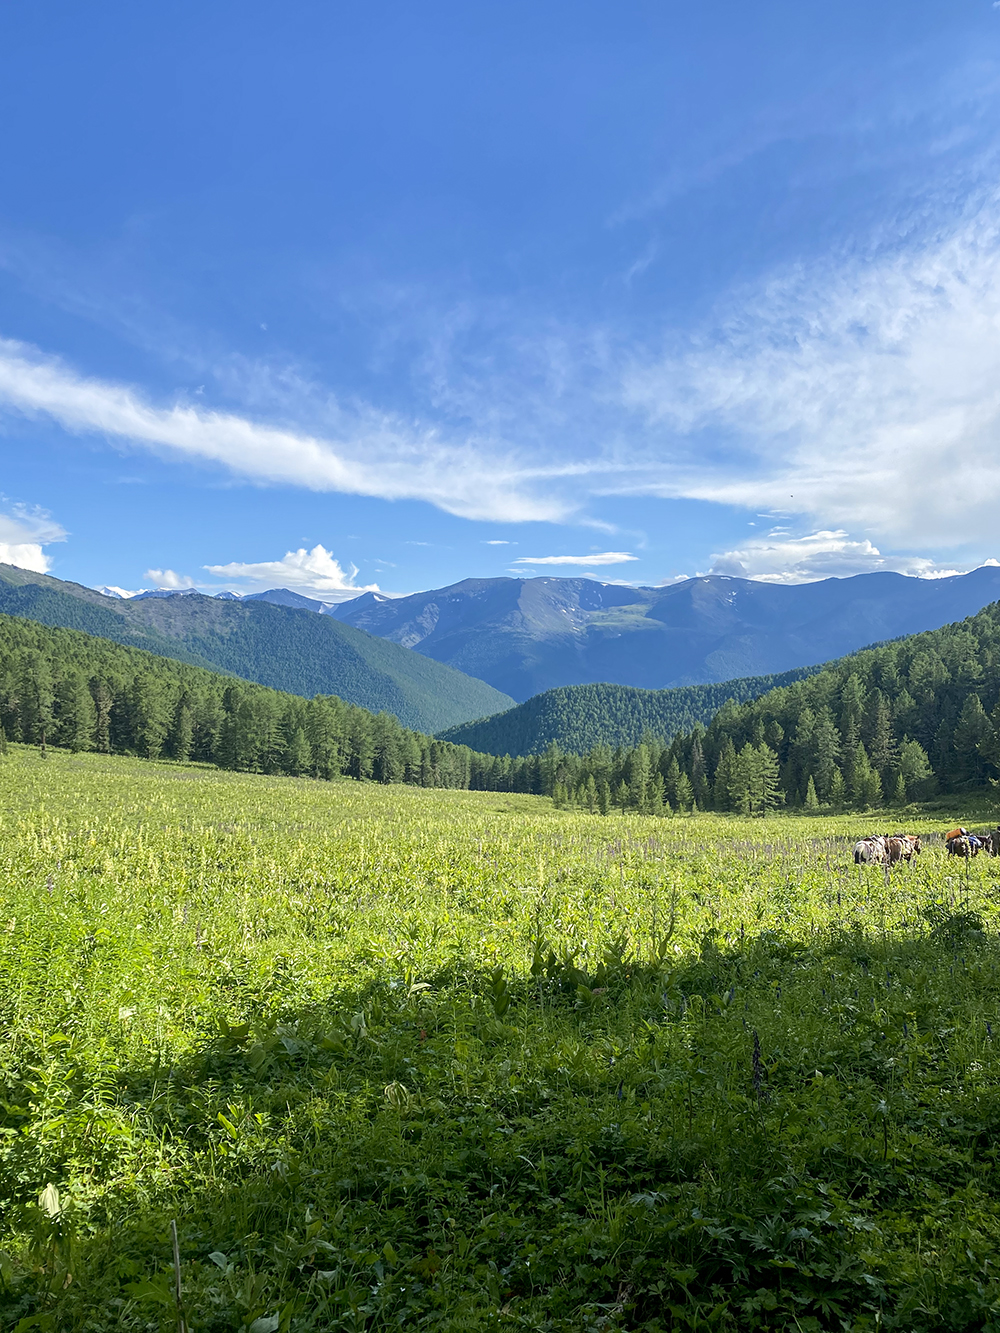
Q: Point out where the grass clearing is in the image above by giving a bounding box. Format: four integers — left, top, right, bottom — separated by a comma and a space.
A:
2, 745, 1000, 1330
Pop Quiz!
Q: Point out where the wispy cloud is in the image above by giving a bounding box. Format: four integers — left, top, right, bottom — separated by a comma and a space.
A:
204, 544, 379, 599
512, 551, 638, 566
0, 503, 67, 573
9, 171, 1000, 569
0, 338, 564, 524
620, 190, 1000, 550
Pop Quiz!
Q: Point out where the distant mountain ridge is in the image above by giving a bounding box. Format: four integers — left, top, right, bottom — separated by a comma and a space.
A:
0, 565, 513, 733
329, 568, 1000, 700
437, 668, 823, 755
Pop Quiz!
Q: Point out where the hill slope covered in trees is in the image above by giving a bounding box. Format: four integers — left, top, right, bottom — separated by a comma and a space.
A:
530, 600, 1000, 816
0, 612, 497, 789
0, 564, 513, 732
10, 597, 1000, 820
438, 667, 820, 755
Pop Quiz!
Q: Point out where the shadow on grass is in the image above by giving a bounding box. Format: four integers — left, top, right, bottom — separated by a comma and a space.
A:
6, 912, 1000, 1331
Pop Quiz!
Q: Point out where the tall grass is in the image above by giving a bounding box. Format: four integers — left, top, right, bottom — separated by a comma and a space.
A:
1, 745, 999, 1330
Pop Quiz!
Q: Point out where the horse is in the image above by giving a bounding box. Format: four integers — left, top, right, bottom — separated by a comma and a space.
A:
853, 835, 888, 865
886, 833, 921, 863
946, 834, 981, 858
979, 828, 1000, 857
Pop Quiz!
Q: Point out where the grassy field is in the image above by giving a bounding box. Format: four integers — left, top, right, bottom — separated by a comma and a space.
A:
2, 747, 1000, 1331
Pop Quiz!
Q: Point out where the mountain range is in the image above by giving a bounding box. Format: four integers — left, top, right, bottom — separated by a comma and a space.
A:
7, 562, 1000, 750
0, 564, 513, 733
329, 568, 1000, 700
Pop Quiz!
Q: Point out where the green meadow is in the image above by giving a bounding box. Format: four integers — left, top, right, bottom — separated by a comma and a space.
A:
3, 746, 1000, 1331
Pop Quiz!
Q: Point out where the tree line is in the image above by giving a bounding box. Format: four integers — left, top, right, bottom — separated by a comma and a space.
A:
5, 602, 1000, 814
0, 614, 484, 789
525, 603, 1000, 813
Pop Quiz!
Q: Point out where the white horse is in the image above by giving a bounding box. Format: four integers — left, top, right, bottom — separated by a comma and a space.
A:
853, 835, 887, 865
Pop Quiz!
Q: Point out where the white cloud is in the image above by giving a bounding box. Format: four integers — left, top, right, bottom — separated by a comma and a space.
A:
620, 193, 1000, 550
144, 569, 196, 589
9, 176, 1000, 573
0, 338, 564, 524
705, 530, 972, 584
512, 551, 639, 566
483, 539, 512, 545
0, 504, 67, 573
204, 544, 380, 600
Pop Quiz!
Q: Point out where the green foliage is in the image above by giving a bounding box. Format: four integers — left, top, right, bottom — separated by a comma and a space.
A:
498, 601, 1000, 816
0, 612, 489, 793
2, 749, 1000, 1329
0, 565, 514, 733
440, 671, 819, 755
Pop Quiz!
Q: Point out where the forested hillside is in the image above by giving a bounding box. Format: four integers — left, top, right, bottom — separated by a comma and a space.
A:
0, 614, 490, 789
0, 564, 222, 668
525, 601, 1000, 815
0, 564, 513, 732
10, 601, 1000, 817
438, 668, 819, 754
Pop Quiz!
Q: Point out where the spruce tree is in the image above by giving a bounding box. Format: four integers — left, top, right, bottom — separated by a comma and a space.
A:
712, 738, 737, 811
55, 672, 96, 752
899, 738, 932, 796
952, 693, 991, 786
812, 709, 840, 800
803, 774, 820, 810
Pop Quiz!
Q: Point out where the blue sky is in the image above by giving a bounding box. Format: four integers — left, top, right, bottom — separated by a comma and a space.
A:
2, 0, 1000, 599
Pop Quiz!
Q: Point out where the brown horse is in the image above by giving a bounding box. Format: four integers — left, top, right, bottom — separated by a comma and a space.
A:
946, 834, 980, 858
886, 834, 921, 863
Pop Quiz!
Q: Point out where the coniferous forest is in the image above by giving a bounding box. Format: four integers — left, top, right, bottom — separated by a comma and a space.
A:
6, 601, 1000, 812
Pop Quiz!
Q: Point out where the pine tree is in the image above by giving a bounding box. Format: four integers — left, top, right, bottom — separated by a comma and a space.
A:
286, 727, 313, 776
689, 732, 710, 808
803, 774, 820, 810
167, 693, 194, 762
899, 738, 932, 796
849, 742, 874, 808
828, 767, 847, 809
792, 707, 816, 793
864, 689, 898, 787
664, 755, 682, 808
952, 693, 991, 786
628, 745, 652, 812
890, 771, 907, 805
55, 672, 96, 752
812, 709, 841, 800
712, 738, 737, 811
91, 677, 113, 754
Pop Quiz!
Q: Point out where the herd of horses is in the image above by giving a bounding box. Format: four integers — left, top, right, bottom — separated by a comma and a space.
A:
852, 827, 1000, 865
